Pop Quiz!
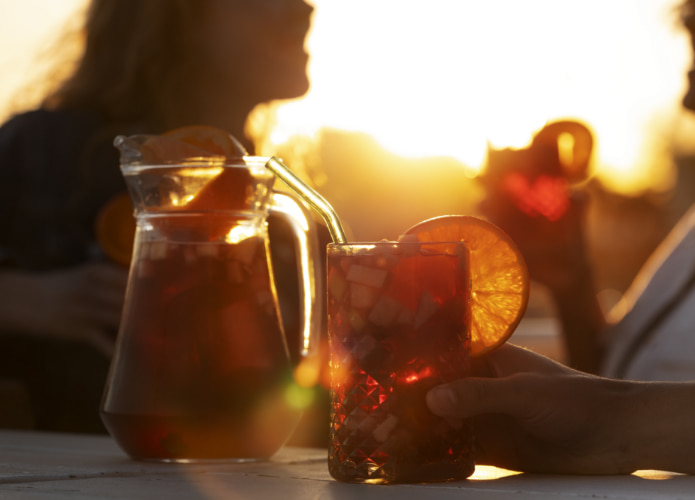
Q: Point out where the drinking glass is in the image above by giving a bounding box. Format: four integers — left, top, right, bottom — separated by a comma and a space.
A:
327, 240, 474, 483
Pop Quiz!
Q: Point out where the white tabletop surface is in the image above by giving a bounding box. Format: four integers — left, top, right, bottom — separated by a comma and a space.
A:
0, 430, 693, 499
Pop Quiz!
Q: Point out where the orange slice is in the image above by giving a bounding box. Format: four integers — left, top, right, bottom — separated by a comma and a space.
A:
403, 215, 529, 356
140, 135, 220, 164
95, 192, 136, 267
160, 125, 252, 213
139, 125, 246, 164
163, 125, 247, 158
113, 125, 256, 250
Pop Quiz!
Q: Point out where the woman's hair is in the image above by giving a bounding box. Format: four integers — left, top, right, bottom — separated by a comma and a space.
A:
43, 0, 204, 130
679, 0, 695, 23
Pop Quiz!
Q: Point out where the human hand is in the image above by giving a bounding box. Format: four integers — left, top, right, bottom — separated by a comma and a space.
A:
426, 344, 642, 474
0, 262, 128, 357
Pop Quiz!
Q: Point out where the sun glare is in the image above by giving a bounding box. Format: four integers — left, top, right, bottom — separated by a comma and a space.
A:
0, 0, 691, 197
271, 0, 692, 195
0, 0, 86, 117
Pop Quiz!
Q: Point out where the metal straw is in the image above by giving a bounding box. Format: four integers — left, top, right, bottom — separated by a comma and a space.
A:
265, 157, 348, 244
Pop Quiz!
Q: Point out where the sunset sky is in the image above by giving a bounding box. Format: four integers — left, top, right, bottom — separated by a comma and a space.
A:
0, 0, 84, 113
0, 0, 692, 195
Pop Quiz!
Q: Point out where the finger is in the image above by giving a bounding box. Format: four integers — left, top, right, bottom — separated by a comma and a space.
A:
86, 286, 127, 312
482, 344, 572, 377
53, 321, 116, 358
426, 375, 532, 419
76, 302, 123, 331
469, 355, 496, 378
82, 264, 128, 310
85, 262, 129, 290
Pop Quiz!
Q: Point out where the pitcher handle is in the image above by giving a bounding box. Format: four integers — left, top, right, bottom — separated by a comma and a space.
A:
269, 192, 323, 357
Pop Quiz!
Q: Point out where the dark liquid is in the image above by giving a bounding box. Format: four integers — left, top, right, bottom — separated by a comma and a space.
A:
102, 367, 297, 461
102, 235, 300, 461
327, 243, 474, 483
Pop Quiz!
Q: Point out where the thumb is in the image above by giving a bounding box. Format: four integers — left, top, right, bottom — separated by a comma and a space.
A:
426, 376, 527, 419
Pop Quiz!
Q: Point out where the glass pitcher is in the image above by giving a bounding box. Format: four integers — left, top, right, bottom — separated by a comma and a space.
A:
101, 140, 322, 462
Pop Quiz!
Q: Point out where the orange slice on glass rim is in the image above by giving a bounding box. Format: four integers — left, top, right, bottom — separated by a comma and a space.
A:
403, 215, 529, 357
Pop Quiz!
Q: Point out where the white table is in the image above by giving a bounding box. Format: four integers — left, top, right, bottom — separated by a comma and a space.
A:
0, 430, 692, 499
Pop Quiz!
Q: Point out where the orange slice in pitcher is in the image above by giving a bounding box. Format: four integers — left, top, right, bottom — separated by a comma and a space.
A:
140, 125, 245, 164
161, 125, 253, 213
163, 125, 247, 158
403, 215, 529, 356
139, 136, 219, 164
95, 192, 136, 267
142, 126, 258, 241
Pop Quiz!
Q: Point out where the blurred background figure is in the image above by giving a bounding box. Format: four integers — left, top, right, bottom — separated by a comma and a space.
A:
481, 0, 695, 381
0, 0, 315, 433
479, 119, 601, 372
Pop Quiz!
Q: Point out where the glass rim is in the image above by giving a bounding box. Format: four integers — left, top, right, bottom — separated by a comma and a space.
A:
327, 240, 468, 253
328, 240, 467, 246
121, 155, 269, 166
120, 156, 273, 174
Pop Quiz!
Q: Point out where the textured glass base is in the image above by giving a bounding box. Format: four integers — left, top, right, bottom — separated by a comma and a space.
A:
329, 386, 475, 484
328, 453, 475, 484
